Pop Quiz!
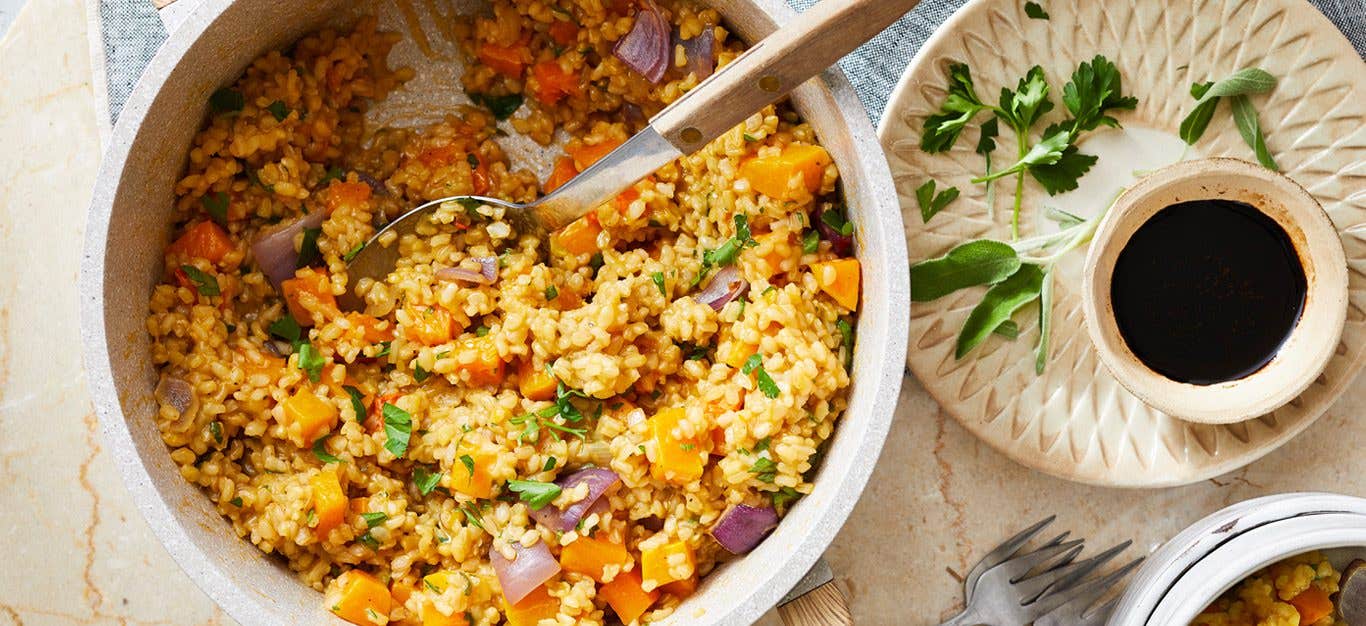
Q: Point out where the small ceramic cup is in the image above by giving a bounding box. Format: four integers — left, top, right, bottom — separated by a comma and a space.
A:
1082, 158, 1348, 424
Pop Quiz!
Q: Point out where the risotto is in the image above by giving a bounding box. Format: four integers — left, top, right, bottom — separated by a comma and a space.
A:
147, 1, 860, 625
1193, 552, 1346, 626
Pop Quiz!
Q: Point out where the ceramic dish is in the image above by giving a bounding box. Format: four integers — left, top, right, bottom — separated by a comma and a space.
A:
880, 0, 1366, 486
77, 0, 908, 624
1108, 493, 1366, 625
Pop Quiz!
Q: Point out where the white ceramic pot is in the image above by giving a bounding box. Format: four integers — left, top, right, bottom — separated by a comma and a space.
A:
78, 1, 909, 624
1108, 492, 1366, 626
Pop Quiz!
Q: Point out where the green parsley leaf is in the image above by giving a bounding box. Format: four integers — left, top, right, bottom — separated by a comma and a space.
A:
545, 285, 559, 300
956, 264, 1045, 358
358, 533, 380, 550
374, 341, 392, 357
475, 326, 490, 337
201, 192, 229, 225
749, 457, 777, 483
343, 242, 365, 262
269, 315, 302, 342
343, 385, 367, 422
266, 100, 290, 121
507, 479, 562, 510
209, 88, 244, 113
296, 227, 322, 268
756, 369, 780, 398
469, 92, 525, 120
921, 63, 990, 152
771, 486, 801, 509
836, 317, 854, 369
995, 66, 1054, 136
802, 229, 820, 254
1230, 94, 1279, 171
1028, 143, 1099, 194
651, 271, 667, 296
229, 497, 244, 507
319, 166, 346, 186
460, 503, 486, 531
382, 403, 412, 458
1024, 1, 1049, 19
414, 362, 430, 383
915, 179, 961, 223
180, 265, 220, 296
459, 454, 476, 477
467, 153, 480, 168
975, 117, 999, 155
312, 435, 342, 464
209, 421, 224, 446
413, 466, 442, 495
360, 512, 388, 528
820, 210, 854, 236
543, 456, 557, 471
910, 240, 1022, 302
296, 343, 325, 382
1058, 55, 1138, 135
742, 133, 759, 142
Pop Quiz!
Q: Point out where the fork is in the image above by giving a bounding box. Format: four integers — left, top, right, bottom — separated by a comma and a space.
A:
938, 517, 1139, 626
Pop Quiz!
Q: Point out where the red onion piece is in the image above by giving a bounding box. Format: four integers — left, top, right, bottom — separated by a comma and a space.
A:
613, 1, 670, 83
490, 540, 560, 605
710, 503, 779, 554
529, 468, 620, 532
154, 374, 199, 431
695, 266, 749, 311
435, 257, 498, 285
476, 256, 498, 282
673, 25, 716, 80
251, 211, 326, 291
816, 215, 854, 257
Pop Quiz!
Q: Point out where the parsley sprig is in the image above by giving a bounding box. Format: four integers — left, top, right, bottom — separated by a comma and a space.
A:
693, 214, 757, 286
509, 377, 591, 443
507, 479, 561, 510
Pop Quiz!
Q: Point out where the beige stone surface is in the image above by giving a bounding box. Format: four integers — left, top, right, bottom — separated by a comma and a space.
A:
1, 2, 1362, 626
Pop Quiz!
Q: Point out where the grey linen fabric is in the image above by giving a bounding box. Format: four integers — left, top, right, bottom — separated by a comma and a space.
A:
100, 0, 1365, 126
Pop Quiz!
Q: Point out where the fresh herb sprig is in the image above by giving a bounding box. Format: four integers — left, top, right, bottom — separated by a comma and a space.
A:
1178, 68, 1279, 170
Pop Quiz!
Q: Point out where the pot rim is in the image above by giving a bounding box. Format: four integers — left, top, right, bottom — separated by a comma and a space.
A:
78, 0, 909, 624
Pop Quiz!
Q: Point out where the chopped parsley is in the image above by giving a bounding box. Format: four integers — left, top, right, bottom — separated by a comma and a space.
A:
296, 227, 322, 268
543, 456, 557, 472
742, 133, 759, 142
802, 229, 820, 254
180, 265, 220, 296
507, 479, 562, 510
475, 325, 490, 337
771, 486, 801, 509
311, 435, 342, 464
296, 343, 325, 382
545, 285, 559, 300
509, 380, 591, 443
749, 457, 777, 483
341, 384, 366, 421
460, 503, 486, 531
269, 314, 302, 343
694, 214, 758, 285
382, 403, 412, 458
266, 100, 290, 121
358, 533, 380, 550
413, 466, 442, 495
651, 272, 666, 295
414, 362, 430, 383
741, 354, 780, 398
343, 242, 365, 262
820, 210, 854, 236
209, 421, 224, 446
201, 192, 229, 225
468, 92, 525, 120
360, 512, 388, 528
458, 454, 476, 477
209, 87, 244, 113
836, 318, 854, 368
229, 497, 243, 507
319, 166, 346, 186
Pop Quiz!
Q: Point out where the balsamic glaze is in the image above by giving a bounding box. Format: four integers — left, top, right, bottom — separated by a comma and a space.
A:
1110, 199, 1306, 385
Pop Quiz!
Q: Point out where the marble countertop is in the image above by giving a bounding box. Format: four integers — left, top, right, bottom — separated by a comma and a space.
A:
2, 1, 1362, 624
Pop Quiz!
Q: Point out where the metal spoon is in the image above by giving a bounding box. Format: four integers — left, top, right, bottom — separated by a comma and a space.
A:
339, 0, 919, 310
1342, 559, 1366, 625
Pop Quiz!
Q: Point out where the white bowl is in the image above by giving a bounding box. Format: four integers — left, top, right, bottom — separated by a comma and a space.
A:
1109, 492, 1366, 626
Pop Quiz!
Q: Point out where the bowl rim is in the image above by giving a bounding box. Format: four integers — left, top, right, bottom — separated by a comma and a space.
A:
1081, 157, 1349, 424
77, 0, 910, 624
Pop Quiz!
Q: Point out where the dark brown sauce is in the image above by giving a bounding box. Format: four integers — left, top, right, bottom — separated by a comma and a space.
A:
1110, 199, 1306, 385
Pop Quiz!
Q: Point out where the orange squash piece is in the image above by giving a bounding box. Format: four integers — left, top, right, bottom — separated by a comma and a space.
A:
810, 258, 860, 311
453, 337, 506, 386
448, 450, 495, 499
530, 60, 581, 105
502, 584, 560, 626
640, 541, 695, 590
599, 568, 659, 624
550, 214, 602, 257
518, 359, 558, 402
345, 312, 393, 343
324, 180, 373, 213
283, 388, 339, 444
1289, 586, 1334, 624
421, 602, 469, 626
403, 306, 455, 345
544, 156, 579, 193
169, 220, 234, 264
310, 468, 347, 538
477, 43, 528, 78
648, 408, 704, 484
661, 576, 698, 599
739, 145, 832, 200
560, 537, 633, 582
282, 270, 338, 323
566, 137, 624, 171
548, 19, 578, 46
329, 570, 392, 626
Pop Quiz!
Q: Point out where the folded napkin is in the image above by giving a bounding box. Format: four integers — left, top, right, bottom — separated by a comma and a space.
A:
93, 0, 1366, 129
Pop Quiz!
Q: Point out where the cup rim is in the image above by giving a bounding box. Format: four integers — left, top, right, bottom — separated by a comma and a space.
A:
1081, 157, 1348, 424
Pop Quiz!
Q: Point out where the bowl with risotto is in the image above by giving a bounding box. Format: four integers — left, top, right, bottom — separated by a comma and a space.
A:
1109, 493, 1366, 626
80, 0, 907, 624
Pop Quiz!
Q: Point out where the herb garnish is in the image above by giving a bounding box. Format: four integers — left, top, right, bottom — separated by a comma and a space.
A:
545, 285, 559, 301
413, 466, 442, 495
312, 435, 342, 464
296, 227, 322, 268
266, 100, 290, 121
296, 343, 325, 382
802, 230, 820, 254
270, 314, 302, 343
360, 512, 388, 528
343, 385, 366, 422
343, 243, 365, 262
201, 192, 229, 225
180, 265, 220, 296
382, 403, 412, 458
915, 180, 960, 223
771, 486, 801, 509
651, 272, 667, 295
209, 88, 244, 113
509, 379, 591, 443
749, 457, 777, 483
543, 456, 557, 472
507, 479, 561, 510
1178, 68, 1276, 146
694, 214, 757, 285
459, 454, 476, 477
1024, 2, 1049, 20
469, 93, 525, 120
460, 503, 486, 531
741, 354, 781, 399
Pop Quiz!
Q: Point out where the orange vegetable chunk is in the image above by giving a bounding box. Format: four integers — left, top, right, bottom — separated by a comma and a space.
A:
1289, 586, 1334, 624
599, 568, 659, 624
282, 270, 337, 323
811, 258, 860, 311
544, 156, 579, 193
309, 468, 347, 538
420, 602, 468, 626
328, 569, 392, 626
560, 537, 633, 582
283, 388, 339, 444
548, 19, 578, 46
648, 408, 705, 483
454, 337, 506, 386
403, 306, 455, 345
449, 450, 495, 498
531, 60, 581, 105
739, 145, 832, 200
477, 43, 528, 78
566, 137, 624, 171
640, 541, 695, 590
502, 584, 560, 626
550, 214, 602, 257
169, 220, 234, 264
518, 359, 558, 402
661, 576, 697, 599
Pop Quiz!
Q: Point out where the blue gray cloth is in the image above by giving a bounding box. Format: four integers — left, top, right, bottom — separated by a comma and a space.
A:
100, 0, 1366, 125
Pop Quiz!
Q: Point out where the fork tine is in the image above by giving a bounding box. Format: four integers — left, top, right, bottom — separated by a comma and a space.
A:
1031, 557, 1145, 618
994, 538, 1085, 583
963, 515, 1057, 598
1029, 540, 1134, 600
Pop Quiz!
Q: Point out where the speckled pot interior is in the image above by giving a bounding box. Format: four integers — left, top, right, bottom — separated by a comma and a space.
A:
78, 0, 909, 624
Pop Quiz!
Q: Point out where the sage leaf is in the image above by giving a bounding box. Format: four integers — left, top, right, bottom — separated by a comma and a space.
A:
911, 240, 1021, 302
956, 264, 1044, 358
1035, 268, 1054, 374
1196, 68, 1276, 104
994, 320, 1020, 339
1230, 94, 1278, 171
1180, 81, 1219, 144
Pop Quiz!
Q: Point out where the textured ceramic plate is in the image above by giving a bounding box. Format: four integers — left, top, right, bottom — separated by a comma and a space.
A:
880, 0, 1366, 486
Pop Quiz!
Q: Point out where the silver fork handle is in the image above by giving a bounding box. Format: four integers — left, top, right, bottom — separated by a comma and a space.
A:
937, 608, 986, 626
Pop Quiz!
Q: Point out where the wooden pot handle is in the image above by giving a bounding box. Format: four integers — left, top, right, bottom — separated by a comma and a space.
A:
778, 580, 854, 626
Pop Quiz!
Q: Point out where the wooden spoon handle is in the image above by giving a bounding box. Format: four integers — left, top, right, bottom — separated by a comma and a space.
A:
652, 0, 919, 152
777, 580, 854, 626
